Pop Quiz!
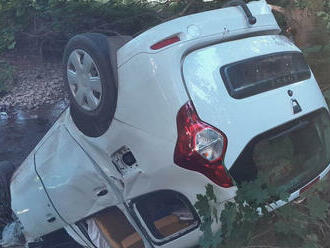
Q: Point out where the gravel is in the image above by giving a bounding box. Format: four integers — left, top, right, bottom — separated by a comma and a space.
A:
0, 54, 66, 111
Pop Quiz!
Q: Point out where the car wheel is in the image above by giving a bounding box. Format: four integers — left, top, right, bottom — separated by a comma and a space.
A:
0, 161, 15, 231
63, 33, 117, 137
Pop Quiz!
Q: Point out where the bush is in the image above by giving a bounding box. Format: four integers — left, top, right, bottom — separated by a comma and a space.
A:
0, 0, 234, 57
195, 175, 330, 248
0, 61, 14, 95
0, 0, 329, 57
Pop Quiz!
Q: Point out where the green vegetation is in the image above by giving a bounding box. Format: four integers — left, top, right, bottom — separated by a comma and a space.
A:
0, 0, 239, 56
195, 176, 330, 248
0, 0, 328, 56
0, 61, 14, 95
0, 0, 157, 54
0, 0, 328, 94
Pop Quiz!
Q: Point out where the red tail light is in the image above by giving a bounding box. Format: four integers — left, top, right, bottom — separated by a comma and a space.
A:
151, 36, 180, 50
174, 101, 233, 188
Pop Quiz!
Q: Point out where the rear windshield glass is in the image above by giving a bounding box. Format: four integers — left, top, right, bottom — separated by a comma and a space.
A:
220, 52, 311, 99
229, 109, 330, 193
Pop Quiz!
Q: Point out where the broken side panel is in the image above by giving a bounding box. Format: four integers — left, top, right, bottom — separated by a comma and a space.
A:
34, 125, 120, 225
10, 154, 67, 240
112, 146, 138, 175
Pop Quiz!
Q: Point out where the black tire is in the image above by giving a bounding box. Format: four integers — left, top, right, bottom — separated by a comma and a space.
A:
63, 33, 117, 137
0, 161, 15, 231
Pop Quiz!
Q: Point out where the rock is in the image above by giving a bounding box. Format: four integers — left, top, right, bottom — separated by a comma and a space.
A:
0, 112, 8, 120
0, 105, 8, 112
0, 58, 65, 110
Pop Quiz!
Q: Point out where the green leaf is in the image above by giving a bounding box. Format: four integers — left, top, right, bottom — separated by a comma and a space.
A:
307, 234, 319, 243
199, 224, 214, 248
317, 11, 327, 17
274, 221, 291, 235
220, 202, 237, 239
212, 206, 218, 223
206, 184, 217, 203
195, 194, 211, 220
306, 194, 329, 220
7, 41, 15, 50
302, 240, 318, 248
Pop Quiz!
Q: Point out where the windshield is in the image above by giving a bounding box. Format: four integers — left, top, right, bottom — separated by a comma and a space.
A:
230, 108, 330, 193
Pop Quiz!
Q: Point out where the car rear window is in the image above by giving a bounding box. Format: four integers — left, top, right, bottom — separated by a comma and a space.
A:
229, 109, 330, 193
220, 52, 311, 99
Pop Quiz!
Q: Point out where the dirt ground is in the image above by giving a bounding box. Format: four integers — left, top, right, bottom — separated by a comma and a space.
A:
0, 52, 66, 111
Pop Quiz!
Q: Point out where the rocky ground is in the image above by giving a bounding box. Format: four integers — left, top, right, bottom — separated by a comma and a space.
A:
0, 52, 66, 111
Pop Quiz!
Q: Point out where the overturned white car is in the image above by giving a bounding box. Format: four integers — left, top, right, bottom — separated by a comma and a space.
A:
1, 0, 330, 247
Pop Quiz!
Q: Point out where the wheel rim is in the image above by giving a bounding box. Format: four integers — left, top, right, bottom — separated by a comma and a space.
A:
67, 49, 103, 111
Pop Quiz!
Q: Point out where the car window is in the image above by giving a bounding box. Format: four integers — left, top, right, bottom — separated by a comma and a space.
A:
230, 108, 330, 193
133, 191, 199, 245
220, 52, 311, 99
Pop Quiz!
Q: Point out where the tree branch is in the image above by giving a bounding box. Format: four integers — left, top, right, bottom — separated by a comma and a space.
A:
269, 4, 286, 14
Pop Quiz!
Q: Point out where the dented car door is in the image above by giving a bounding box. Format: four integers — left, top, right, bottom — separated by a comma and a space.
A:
34, 123, 120, 225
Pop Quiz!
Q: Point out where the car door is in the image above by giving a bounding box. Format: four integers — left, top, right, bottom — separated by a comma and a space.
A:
182, 34, 326, 170
34, 123, 121, 225
10, 154, 67, 239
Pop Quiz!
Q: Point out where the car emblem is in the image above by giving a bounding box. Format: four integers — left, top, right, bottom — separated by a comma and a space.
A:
288, 90, 302, 114
291, 99, 302, 114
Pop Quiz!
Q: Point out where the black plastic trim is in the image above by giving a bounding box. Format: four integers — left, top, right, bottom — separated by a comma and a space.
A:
220, 51, 312, 99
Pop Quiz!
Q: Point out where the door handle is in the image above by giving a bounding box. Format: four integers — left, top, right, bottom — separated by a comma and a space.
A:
47, 217, 56, 223
96, 189, 109, 197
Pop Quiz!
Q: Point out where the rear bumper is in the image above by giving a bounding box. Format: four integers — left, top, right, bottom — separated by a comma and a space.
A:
267, 163, 330, 211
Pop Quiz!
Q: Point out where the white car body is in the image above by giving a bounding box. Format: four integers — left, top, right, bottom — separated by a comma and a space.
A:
9, 1, 330, 247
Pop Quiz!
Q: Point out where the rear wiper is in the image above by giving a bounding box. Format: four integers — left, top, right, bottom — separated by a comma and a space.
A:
223, 0, 257, 25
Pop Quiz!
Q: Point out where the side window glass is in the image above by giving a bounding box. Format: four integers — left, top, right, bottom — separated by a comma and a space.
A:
133, 191, 199, 244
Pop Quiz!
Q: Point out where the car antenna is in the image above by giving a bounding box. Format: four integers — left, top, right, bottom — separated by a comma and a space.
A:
241, 3, 257, 25
223, 0, 257, 25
